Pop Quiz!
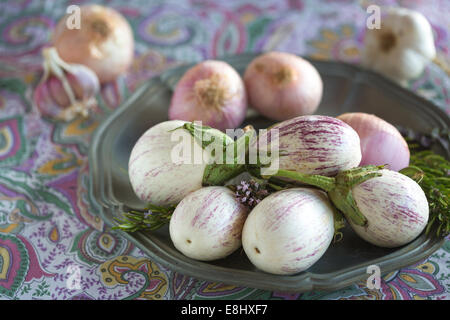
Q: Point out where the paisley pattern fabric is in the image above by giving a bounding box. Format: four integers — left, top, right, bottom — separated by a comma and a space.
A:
0, 0, 449, 300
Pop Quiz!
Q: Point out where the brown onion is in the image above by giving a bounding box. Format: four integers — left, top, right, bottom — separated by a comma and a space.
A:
244, 52, 323, 121
52, 4, 134, 83
337, 112, 410, 171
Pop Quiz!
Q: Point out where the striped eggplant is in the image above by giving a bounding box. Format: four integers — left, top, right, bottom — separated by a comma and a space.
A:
242, 188, 335, 275
348, 169, 429, 247
169, 186, 249, 261
272, 166, 429, 248
252, 115, 362, 176
128, 120, 237, 207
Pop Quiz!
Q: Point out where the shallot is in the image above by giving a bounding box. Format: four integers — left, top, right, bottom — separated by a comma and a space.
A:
33, 47, 100, 121
169, 186, 248, 261
337, 112, 410, 171
169, 60, 247, 131
244, 51, 323, 121
52, 4, 134, 83
242, 188, 335, 275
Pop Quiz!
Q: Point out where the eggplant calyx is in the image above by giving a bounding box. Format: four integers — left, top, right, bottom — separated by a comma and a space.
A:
329, 165, 386, 227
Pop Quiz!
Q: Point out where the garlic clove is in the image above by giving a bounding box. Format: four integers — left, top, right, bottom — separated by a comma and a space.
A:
67, 65, 100, 99
48, 75, 71, 107
34, 81, 64, 119
396, 48, 430, 79
33, 47, 100, 121
390, 8, 436, 59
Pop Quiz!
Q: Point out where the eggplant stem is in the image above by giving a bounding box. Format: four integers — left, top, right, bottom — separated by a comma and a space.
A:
268, 169, 336, 192
329, 188, 368, 227
346, 171, 383, 187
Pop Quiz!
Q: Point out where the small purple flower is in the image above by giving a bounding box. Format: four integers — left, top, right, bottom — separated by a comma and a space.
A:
235, 180, 270, 209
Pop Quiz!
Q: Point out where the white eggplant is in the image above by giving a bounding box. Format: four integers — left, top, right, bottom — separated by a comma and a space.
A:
128, 120, 235, 206
242, 188, 335, 275
271, 166, 429, 248
349, 169, 429, 247
169, 186, 248, 261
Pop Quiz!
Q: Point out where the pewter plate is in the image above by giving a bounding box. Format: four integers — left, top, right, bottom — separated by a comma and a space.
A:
88, 53, 448, 293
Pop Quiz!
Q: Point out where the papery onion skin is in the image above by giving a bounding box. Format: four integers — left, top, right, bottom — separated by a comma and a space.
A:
244, 52, 323, 121
169, 186, 248, 261
52, 4, 134, 83
168, 60, 247, 131
242, 188, 334, 275
254, 115, 362, 176
349, 169, 429, 248
337, 112, 410, 171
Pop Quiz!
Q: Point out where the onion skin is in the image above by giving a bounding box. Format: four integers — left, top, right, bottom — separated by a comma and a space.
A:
244, 52, 323, 121
52, 4, 134, 83
168, 60, 247, 131
349, 169, 429, 248
169, 186, 248, 261
337, 112, 410, 171
242, 188, 334, 275
128, 120, 210, 206
254, 115, 362, 176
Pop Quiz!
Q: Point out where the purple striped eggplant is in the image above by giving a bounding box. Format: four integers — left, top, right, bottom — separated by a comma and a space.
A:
128, 120, 240, 207
169, 186, 249, 261
272, 166, 429, 248
242, 188, 335, 275
348, 169, 429, 247
253, 115, 362, 176
129, 120, 209, 206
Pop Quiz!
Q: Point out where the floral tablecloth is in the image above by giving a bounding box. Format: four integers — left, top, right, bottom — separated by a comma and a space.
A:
0, 0, 448, 300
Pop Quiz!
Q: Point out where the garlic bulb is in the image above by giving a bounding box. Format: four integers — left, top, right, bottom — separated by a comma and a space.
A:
361, 7, 436, 85
33, 47, 100, 121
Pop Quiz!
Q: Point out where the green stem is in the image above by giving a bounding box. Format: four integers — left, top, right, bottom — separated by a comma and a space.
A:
203, 125, 257, 186
202, 163, 246, 186
268, 169, 336, 192
328, 188, 368, 227
112, 204, 175, 232
262, 167, 384, 227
